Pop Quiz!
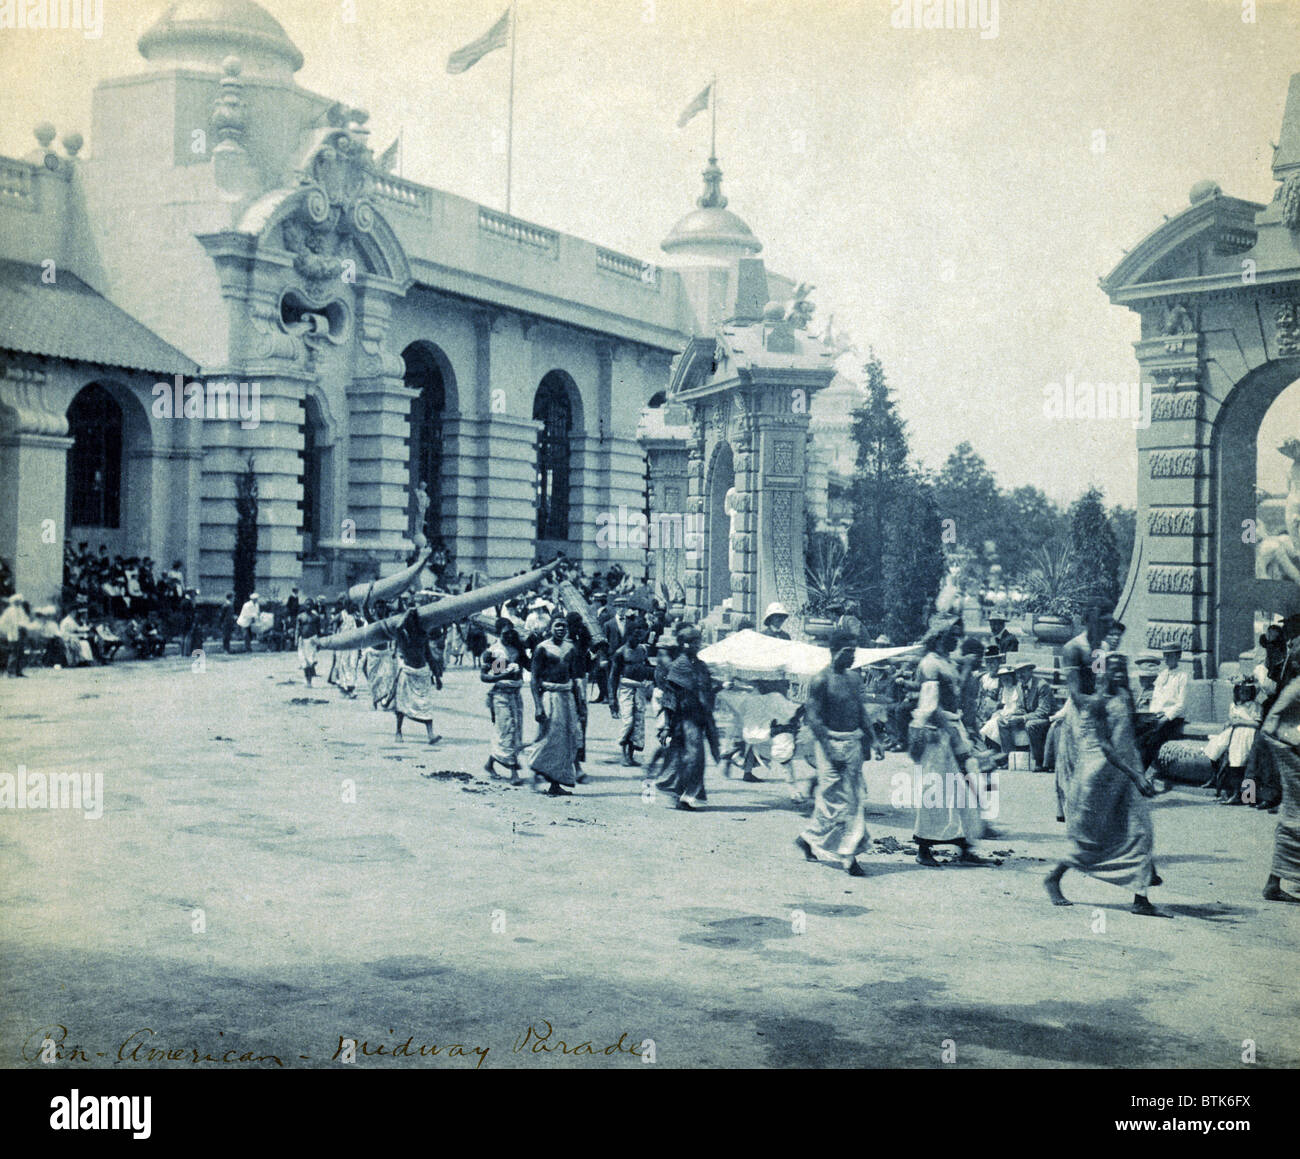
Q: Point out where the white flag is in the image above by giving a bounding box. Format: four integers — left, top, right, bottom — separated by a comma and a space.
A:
447, 8, 511, 75
677, 82, 712, 129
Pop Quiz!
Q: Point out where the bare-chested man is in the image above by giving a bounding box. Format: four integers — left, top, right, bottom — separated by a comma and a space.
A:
795, 626, 873, 876
523, 616, 583, 796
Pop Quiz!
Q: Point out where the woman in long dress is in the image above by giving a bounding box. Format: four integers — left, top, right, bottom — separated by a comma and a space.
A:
909, 618, 989, 866
1044, 653, 1163, 915
1261, 645, 1300, 902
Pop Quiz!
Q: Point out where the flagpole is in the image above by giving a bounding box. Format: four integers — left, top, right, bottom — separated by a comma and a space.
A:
398, 126, 404, 178
710, 73, 717, 159
506, 0, 518, 215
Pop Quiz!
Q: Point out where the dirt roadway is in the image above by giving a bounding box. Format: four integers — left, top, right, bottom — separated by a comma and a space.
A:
1, 651, 1296, 1069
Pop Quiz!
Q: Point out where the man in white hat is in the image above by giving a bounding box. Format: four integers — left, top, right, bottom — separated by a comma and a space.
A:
980, 663, 1021, 748
762, 602, 791, 640
1, 593, 30, 677
236, 592, 261, 652
1135, 643, 1188, 782
524, 598, 551, 638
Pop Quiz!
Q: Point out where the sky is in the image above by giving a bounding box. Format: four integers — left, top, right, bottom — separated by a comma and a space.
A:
3, 0, 1300, 506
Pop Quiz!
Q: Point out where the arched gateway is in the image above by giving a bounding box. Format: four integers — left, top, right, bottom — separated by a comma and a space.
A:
1104, 71, 1300, 691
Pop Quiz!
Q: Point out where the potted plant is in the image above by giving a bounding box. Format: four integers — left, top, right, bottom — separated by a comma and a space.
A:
1021, 543, 1083, 645
803, 534, 861, 643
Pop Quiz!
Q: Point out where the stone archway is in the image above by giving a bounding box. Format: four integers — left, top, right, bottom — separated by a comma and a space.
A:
705, 440, 734, 613
533, 369, 583, 558
1211, 362, 1300, 665
65, 379, 154, 560
1104, 157, 1300, 681
402, 340, 458, 552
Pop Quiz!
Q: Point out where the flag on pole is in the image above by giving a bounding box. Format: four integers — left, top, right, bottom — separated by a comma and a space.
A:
677, 82, 712, 128
376, 135, 400, 173
446, 7, 511, 74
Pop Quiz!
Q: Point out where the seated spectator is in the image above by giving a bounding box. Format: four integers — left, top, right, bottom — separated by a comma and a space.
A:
59, 605, 96, 666
164, 560, 186, 603
1135, 643, 1188, 781
991, 659, 1054, 770
1208, 675, 1262, 804
92, 619, 123, 663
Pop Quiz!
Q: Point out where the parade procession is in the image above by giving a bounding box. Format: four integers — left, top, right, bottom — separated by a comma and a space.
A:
2, 0, 1299, 1090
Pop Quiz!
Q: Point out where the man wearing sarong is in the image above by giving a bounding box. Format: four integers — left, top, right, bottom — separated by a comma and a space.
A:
392, 609, 441, 745
794, 627, 872, 876
524, 615, 583, 796
482, 619, 526, 783
1045, 654, 1164, 915
326, 602, 360, 698
909, 617, 990, 867
358, 600, 396, 709
296, 600, 322, 686
1053, 608, 1112, 823
1260, 648, 1300, 902
655, 623, 720, 811
609, 618, 653, 767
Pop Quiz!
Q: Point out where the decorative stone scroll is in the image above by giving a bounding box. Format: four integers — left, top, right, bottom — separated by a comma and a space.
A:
1146, 565, 1200, 594
1145, 621, 1200, 652
1147, 507, 1205, 536
1150, 393, 1201, 422
1149, 449, 1205, 478
1275, 302, 1300, 357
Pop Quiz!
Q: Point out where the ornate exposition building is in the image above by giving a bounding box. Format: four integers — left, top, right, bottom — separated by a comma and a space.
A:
1, 1, 844, 618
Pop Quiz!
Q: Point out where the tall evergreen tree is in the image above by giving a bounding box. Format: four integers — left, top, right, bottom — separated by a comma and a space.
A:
933, 442, 1003, 587
233, 455, 259, 607
882, 470, 946, 643
1068, 486, 1121, 610
846, 350, 911, 627
1001, 485, 1068, 584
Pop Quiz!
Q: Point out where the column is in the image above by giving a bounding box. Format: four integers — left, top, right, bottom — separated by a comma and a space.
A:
0, 364, 73, 606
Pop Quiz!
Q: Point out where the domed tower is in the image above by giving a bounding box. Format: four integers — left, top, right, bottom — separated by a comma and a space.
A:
660, 156, 768, 336
661, 156, 762, 265
138, 0, 303, 81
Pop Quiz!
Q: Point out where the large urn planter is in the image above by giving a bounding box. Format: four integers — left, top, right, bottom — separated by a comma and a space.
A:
1030, 614, 1075, 646
803, 616, 834, 644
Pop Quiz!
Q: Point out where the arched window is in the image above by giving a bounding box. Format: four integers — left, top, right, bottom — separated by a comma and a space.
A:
534, 372, 573, 541
299, 396, 327, 557
66, 384, 123, 529
405, 343, 447, 545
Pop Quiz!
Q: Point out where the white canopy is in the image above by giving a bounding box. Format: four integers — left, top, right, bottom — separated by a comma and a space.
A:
698, 629, 919, 680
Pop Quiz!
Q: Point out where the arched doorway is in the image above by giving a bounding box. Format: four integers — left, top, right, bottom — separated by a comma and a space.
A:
705, 441, 735, 612
66, 383, 123, 532
1212, 360, 1300, 663
403, 342, 455, 550
534, 370, 580, 550
299, 394, 330, 559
